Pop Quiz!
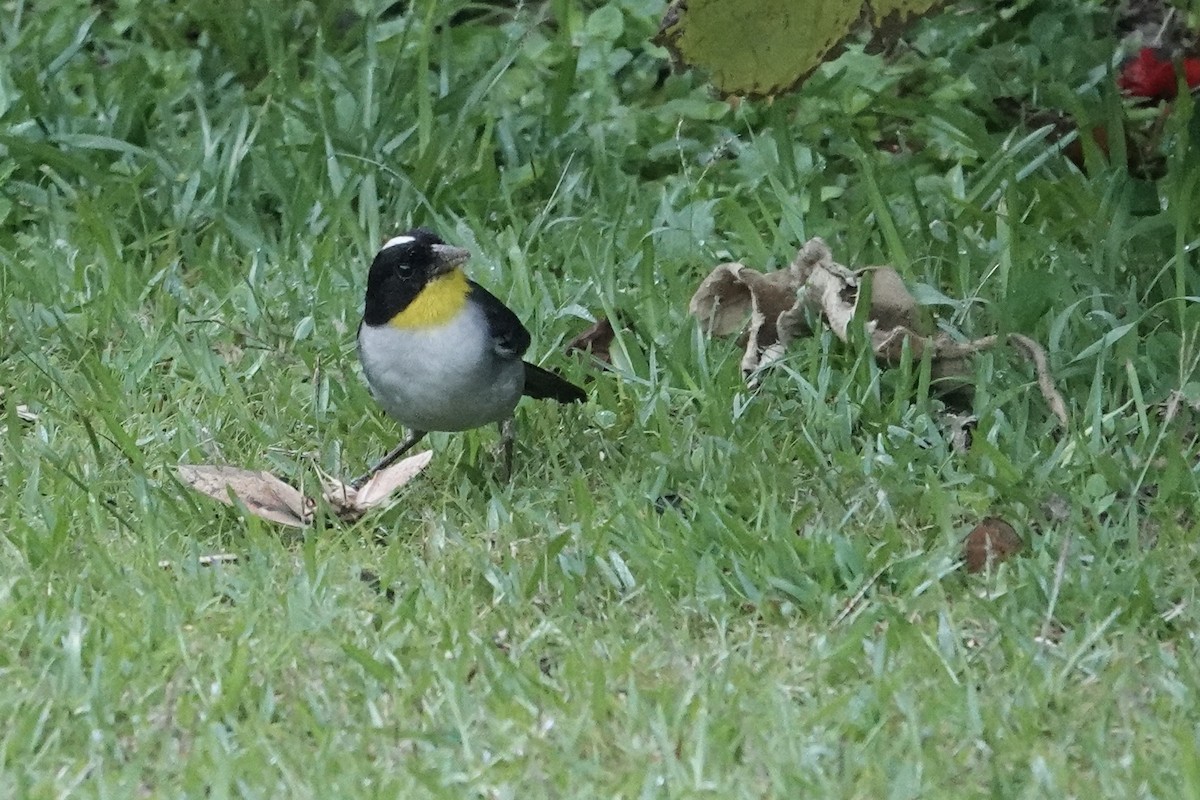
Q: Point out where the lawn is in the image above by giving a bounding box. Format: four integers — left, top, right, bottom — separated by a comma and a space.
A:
2, 0, 1199, 796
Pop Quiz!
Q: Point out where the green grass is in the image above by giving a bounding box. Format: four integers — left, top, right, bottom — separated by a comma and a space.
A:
2, 0, 1199, 796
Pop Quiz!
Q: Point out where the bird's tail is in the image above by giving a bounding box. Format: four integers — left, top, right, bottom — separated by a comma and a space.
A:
522, 362, 586, 404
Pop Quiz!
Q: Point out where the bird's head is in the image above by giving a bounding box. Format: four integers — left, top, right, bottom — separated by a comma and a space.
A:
374, 227, 471, 282
363, 227, 473, 327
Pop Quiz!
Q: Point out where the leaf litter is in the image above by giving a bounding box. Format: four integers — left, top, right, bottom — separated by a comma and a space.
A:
962, 517, 1024, 574
689, 237, 1068, 428
564, 316, 617, 366
177, 450, 432, 528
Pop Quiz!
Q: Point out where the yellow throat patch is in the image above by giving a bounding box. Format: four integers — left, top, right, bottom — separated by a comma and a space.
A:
388, 269, 470, 329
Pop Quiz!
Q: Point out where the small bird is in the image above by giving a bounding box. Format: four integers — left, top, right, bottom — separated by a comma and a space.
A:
354, 227, 585, 485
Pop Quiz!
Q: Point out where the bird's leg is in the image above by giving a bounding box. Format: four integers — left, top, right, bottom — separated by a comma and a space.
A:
498, 417, 515, 481
352, 430, 427, 489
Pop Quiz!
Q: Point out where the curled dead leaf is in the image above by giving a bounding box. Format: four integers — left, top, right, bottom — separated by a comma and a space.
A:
688, 237, 1067, 426
177, 465, 313, 527
690, 261, 810, 376
178, 451, 432, 527
1009, 334, 1067, 426
963, 517, 1024, 573
320, 451, 433, 522
565, 316, 617, 365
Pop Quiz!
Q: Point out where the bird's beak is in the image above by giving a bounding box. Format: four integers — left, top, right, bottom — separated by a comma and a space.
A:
430, 244, 471, 275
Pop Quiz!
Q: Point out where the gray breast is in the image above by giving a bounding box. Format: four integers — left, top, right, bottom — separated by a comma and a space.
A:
357, 307, 525, 432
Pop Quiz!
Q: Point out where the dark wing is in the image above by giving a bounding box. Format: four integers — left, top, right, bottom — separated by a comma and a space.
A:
468, 280, 530, 360
522, 361, 586, 404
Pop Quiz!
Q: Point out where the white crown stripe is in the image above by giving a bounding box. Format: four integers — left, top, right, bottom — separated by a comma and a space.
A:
381, 235, 415, 250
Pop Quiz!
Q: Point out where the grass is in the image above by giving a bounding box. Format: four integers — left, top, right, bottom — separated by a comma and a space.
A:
1, 0, 1199, 796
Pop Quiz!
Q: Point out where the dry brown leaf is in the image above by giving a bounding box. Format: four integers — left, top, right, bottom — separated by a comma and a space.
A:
179, 451, 432, 527
690, 238, 942, 378
790, 239, 936, 367
564, 317, 617, 365
963, 517, 1024, 573
689, 236, 1068, 426
320, 451, 433, 521
688, 263, 748, 335
1009, 334, 1068, 427
350, 449, 433, 507
690, 261, 810, 375
178, 465, 313, 527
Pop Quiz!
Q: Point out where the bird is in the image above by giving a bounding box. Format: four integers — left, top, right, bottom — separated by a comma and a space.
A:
354, 226, 585, 486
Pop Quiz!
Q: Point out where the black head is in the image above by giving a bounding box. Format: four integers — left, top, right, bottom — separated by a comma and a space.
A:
363, 227, 471, 325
